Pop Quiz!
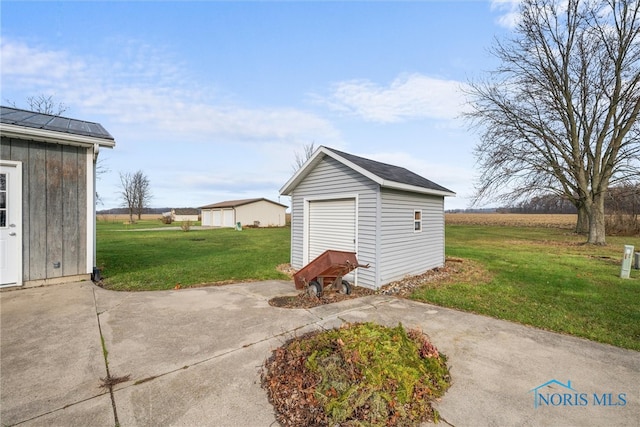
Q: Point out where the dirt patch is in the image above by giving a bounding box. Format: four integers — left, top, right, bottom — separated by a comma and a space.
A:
269, 286, 377, 309
269, 258, 490, 309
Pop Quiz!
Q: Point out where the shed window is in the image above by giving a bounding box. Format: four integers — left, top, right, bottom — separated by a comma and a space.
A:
414, 210, 422, 232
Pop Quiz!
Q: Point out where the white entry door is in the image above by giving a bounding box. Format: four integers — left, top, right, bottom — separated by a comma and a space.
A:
0, 161, 22, 286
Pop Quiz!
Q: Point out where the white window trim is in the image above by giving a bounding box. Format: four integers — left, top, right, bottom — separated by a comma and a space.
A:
414, 209, 422, 233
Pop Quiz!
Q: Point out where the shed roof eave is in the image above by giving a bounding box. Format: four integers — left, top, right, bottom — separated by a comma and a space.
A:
280, 146, 455, 197
279, 146, 382, 195
279, 148, 327, 195
381, 180, 456, 197
0, 123, 116, 148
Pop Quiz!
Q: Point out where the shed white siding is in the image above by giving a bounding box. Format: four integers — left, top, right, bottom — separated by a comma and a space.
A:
378, 189, 445, 284
290, 156, 378, 288
236, 200, 286, 227
173, 214, 199, 222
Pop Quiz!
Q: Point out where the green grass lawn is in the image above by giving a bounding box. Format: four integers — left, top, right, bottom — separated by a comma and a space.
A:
97, 221, 290, 291
96, 220, 639, 350
411, 225, 640, 350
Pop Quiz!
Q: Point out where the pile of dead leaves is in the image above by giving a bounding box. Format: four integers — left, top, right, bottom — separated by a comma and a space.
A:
262, 322, 450, 426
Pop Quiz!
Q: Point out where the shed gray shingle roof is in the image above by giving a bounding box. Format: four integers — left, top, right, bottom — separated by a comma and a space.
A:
0, 106, 114, 141
324, 147, 454, 194
280, 145, 455, 197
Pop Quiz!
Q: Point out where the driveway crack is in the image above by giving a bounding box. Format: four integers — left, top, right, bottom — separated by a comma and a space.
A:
93, 288, 126, 427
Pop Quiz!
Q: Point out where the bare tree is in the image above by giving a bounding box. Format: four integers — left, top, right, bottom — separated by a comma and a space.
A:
119, 171, 152, 222
292, 142, 316, 172
466, 0, 640, 244
6, 94, 68, 115
95, 159, 110, 207
133, 172, 151, 220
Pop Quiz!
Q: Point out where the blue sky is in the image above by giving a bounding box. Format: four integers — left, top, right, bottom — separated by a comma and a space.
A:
1, 1, 519, 210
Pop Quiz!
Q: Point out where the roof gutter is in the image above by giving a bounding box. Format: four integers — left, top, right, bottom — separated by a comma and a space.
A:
0, 123, 116, 148
381, 180, 456, 197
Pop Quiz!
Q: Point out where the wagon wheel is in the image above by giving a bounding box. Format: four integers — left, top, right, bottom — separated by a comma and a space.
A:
307, 280, 323, 297
338, 280, 352, 295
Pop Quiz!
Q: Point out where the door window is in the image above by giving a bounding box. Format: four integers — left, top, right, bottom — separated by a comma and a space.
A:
0, 173, 6, 227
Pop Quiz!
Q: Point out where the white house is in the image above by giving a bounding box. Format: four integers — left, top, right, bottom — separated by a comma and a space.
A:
0, 106, 115, 287
200, 198, 287, 228
280, 146, 455, 290
162, 208, 200, 222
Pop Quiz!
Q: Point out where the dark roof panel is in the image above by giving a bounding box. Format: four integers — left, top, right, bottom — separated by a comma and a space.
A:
0, 106, 114, 141
47, 116, 71, 133
325, 147, 454, 194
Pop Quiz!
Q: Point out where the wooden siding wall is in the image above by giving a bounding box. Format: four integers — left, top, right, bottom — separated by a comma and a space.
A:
379, 188, 445, 285
1, 137, 88, 281
290, 156, 379, 289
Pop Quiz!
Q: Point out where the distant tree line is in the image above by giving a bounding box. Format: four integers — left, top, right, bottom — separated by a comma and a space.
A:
507, 183, 640, 216
506, 196, 578, 214
98, 207, 168, 215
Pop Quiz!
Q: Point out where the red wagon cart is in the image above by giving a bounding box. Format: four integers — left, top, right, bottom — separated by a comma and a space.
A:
293, 250, 369, 297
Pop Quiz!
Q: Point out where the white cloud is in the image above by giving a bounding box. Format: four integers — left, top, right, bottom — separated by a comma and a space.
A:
0, 39, 85, 83
491, 0, 521, 29
314, 73, 468, 124
1, 36, 343, 209
0, 37, 339, 144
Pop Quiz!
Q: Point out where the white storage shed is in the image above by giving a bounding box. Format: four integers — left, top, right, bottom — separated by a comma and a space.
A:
280, 146, 455, 290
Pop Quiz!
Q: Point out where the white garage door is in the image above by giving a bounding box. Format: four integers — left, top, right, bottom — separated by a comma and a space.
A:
223, 209, 235, 227
308, 198, 356, 262
213, 210, 222, 227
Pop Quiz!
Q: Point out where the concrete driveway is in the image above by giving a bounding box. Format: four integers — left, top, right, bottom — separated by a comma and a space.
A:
1, 281, 638, 426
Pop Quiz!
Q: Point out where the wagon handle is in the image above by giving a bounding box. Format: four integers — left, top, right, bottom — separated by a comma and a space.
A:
345, 260, 370, 269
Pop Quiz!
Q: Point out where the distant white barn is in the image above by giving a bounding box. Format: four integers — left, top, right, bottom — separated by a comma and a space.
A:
280, 146, 455, 290
200, 198, 287, 228
162, 208, 200, 222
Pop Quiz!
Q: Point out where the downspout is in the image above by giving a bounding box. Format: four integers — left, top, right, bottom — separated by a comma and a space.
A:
91, 143, 100, 281
375, 187, 381, 288
233, 207, 237, 228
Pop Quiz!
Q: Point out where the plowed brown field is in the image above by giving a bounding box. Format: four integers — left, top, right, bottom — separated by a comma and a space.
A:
445, 213, 577, 229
